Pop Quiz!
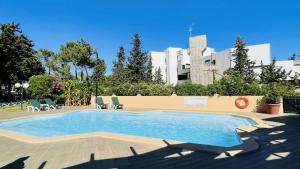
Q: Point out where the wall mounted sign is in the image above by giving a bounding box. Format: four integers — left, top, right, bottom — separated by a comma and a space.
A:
184, 97, 207, 105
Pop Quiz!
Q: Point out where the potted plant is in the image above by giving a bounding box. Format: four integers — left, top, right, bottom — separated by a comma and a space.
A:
264, 83, 281, 115
265, 93, 281, 115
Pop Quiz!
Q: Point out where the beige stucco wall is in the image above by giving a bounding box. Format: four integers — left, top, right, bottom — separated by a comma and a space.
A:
91, 95, 284, 114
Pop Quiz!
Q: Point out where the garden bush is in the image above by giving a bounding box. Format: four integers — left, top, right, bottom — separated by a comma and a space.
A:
262, 83, 296, 103
28, 74, 60, 100
62, 80, 92, 106
97, 83, 174, 96
175, 83, 206, 96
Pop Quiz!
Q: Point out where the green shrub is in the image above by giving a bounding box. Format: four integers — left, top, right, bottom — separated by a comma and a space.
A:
217, 76, 247, 96
205, 83, 219, 96
28, 74, 55, 100
244, 82, 262, 96
62, 80, 92, 106
175, 83, 206, 96
97, 83, 174, 96
147, 84, 174, 96
112, 83, 134, 96
56, 95, 66, 104
262, 83, 296, 104
132, 83, 152, 96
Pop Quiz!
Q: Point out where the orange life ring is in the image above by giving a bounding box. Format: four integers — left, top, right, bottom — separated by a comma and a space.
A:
235, 96, 249, 109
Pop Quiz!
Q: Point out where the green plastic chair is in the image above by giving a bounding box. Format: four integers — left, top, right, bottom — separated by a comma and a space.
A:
28, 99, 41, 112
111, 97, 123, 109
45, 98, 59, 109
96, 97, 108, 109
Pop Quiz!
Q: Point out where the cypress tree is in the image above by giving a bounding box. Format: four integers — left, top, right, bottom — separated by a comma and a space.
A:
112, 46, 129, 84
145, 56, 153, 82
232, 36, 256, 83
127, 33, 147, 83
112, 46, 126, 73
153, 67, 164, 84
91, 58, 106, 83
260, 59, 291, 83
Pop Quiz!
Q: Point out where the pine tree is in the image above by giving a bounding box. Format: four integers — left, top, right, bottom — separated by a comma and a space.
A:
291, 73, 300, 86
0, 22, 44, 98
153, 67, 164, 84
60, 41, 79, 80
260, 59, 291, 83
38, 48, 56, 75
232, 36, 256, 83
127, 33, 147, 83
145, 56, 153, 82
91, 58, 106, 83
113, 46, 126, 72
112, 46, 129, 85
75, 39, 96, 81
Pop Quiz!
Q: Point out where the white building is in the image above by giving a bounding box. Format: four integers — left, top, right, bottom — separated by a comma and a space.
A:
276, 60, 300, 79
149, 35, 299, 85
202, 43, 272, 79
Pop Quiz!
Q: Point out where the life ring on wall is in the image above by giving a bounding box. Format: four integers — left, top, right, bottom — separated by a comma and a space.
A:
235, 96, 249, 109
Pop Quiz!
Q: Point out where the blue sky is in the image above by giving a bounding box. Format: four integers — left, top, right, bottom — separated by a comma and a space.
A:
1, 0, 300, 74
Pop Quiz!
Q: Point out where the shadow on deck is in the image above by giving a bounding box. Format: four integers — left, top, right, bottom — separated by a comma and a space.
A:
3, 115, 300, 169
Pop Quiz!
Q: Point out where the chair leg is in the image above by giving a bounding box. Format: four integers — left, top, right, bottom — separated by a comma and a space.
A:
27, 106, 33, 112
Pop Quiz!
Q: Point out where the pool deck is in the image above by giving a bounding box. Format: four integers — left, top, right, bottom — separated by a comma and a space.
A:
1, 107, 300, 168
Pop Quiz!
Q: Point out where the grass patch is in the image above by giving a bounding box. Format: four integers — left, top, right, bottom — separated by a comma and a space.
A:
0, 103, 29, 112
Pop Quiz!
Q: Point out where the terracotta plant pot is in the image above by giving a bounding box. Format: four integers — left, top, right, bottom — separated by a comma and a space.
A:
267, 104, 280, 115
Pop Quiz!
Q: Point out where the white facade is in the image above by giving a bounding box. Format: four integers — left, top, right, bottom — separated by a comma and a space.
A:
150, 51, 167, 82
165, 48, 181, 85
276, 60, 300, 79
202, 43, 271, 79
149, 48, 183, 85
149, 35, 296, 85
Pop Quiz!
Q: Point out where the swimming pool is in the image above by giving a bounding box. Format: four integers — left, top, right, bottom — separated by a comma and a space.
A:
0, 110, 256, 147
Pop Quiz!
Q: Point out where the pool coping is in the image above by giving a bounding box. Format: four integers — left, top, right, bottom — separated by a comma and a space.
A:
0, 109, 269, 156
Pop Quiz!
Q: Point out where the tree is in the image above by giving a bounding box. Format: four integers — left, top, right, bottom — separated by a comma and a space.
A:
58, 39, 96, 81
153, 67, 164, 84
28, 74, 54, 100
55, 52, 72, 81
127, 33, 147, 83
231, 36, 256, 83
288, 53, 300, 60
145, 56, 153, 82
112, 46, 128, 84
38, 48, 56, 74
75, 39, 96, 81
0, 22, 44, 99
113, 46, 126, 72
60, 41, 79, 80
291, 73, 300, 86
260, 59, 291, 83
62, 79, 92, 106
91, 55, 106, 83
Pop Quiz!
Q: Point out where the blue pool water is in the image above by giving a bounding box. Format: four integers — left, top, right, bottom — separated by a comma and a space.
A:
0, 110, 256, 147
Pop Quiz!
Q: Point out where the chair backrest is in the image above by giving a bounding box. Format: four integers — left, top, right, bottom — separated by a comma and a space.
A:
29, 99, 40, 108
45, 98, 56, 106
112, 97, 120, 105
96, 97, 104, 105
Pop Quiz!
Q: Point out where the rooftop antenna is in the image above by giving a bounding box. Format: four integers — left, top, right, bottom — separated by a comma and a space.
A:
188, 23, 194, 37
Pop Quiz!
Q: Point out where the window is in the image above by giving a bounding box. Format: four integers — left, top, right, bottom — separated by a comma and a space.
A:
182, 65, 185, 69
178, 74, 188, 80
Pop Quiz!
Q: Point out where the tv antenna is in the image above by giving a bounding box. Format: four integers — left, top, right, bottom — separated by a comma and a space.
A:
188, 24, 194, 37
